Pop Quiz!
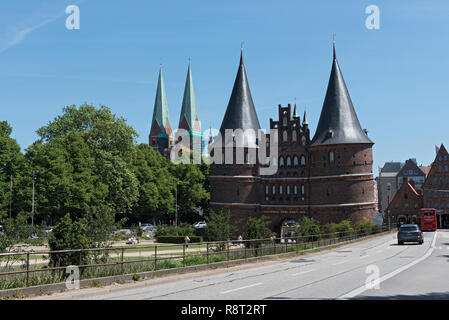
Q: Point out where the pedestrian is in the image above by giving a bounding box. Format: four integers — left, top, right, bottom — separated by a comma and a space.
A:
185, 235, 190, 248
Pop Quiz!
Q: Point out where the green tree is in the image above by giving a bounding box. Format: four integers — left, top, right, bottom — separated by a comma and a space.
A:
48, 213, 89, 267
206, 209, 236, 239
34, 104, 139, 218
0, 121, 30, 220
26, 133, 101, 223
170, 162, 209, 223
243, 216, 274, 255
131, 144, 176, 223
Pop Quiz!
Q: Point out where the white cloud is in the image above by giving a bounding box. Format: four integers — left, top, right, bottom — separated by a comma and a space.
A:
0, 0, 85, 54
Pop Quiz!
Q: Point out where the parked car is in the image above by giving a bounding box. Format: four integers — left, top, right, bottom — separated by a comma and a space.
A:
45, 227, 53, 234
0, 225, 4, 235
282, 219, 296, 227
192, 221, 207, 229
397, 224, 424, 245
140, 223, 154, 232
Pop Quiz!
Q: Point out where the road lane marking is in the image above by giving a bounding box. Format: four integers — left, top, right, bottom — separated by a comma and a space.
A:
360, 255, 370, 259
332, 261, 348, 266
292, 269, 316, 276
220, 283, 262, 294
338, 231, 438, 300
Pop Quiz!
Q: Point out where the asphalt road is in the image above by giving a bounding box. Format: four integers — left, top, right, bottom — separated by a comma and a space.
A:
33, 230, 449, 300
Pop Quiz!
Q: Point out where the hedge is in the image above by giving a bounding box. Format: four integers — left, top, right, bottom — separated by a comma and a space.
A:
156, 236, 203, 244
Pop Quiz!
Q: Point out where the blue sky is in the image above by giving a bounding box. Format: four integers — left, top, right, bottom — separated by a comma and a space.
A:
1, 0, 448, 174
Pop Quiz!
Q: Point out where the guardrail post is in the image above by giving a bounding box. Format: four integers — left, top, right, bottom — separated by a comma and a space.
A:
206, 243, 209, 265
226, 242, 230, 263
183, 244, 186, 268
244, 242, 247, 259
285, 238, 288, 253
154, 246, 157, 271
26, 252, 30, 287
121, 247, 124, 273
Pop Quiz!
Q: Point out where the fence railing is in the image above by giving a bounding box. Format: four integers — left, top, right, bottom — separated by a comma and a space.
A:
0, 225, 392, 290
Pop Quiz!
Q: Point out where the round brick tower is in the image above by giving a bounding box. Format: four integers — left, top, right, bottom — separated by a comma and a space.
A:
307, 44, 376, 223
209, 50, 262, 231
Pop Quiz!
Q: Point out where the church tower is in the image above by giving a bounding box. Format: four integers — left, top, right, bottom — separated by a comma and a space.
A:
176, 63, 203, 157
307, 43, 376, 223
149, 68, 174, 158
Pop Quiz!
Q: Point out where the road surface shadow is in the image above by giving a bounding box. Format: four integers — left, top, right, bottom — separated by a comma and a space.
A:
354, 291, 449, 300
289, 258, 315, 264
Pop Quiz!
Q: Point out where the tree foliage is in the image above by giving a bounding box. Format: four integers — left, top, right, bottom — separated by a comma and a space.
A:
205, 210, 236, 242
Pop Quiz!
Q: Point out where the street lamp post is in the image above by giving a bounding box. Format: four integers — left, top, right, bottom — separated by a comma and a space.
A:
9, 175, 12, 219
175, 182, 180, 226
31, 170, 38, 228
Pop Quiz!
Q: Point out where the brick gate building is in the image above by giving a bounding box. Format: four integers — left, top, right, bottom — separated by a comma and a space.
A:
209, 45, 377, 233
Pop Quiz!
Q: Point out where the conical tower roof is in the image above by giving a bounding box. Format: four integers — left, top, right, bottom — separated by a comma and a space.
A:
311, 45, 372, 147
219, 50, 261, 147
303, 109, 308, 126
151, 68, 172, 135
293, 103, 300, 118
178, 63, 200, 132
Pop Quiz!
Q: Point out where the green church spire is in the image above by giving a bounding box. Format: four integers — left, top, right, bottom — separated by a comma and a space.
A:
178, 63, 200, 132
151, 67, 171, 134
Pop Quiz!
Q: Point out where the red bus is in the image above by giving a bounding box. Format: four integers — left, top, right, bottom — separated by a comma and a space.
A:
421, 208, 437, 231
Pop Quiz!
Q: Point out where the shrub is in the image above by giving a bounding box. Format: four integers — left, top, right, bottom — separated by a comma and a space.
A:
354, 220, 373, 236
294, 217, 321, 242
334, 220, 354, 238
156, 236, 203, 244
154, 223, 194, 238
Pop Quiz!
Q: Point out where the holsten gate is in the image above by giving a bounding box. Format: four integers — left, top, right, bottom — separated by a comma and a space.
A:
208, 45, 377, 233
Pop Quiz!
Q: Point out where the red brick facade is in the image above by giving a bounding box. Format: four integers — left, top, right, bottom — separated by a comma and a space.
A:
210, 103, 377, 234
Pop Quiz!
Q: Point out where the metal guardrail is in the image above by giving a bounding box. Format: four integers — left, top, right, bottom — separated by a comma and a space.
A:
0, 225, 392, 289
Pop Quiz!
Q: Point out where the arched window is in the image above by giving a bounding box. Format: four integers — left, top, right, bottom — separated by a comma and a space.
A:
287, 185, 290, 195
300, 155, 306, 166
301, 185, 305, 195
294, 185, 298, 194
293, 156, 299, 166
265, 185, 269, 195
272, 185, 276, 195
286, 156, 291, 167
279, 185, 283, 195
301, 136, 307, 146
292, 130, 297, 142
279, 156, 284, 167
329, 151, 335, 164
283, 117, 288, 127
283, 130, 288, 142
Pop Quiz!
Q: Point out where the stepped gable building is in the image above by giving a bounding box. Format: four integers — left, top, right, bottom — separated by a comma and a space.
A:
396, 159, 426, 191
387, 144, 449, 229
422, 144, 449, 228
386, 177, 423, 225
149, 68, 174, 158
210, 45, 377, 233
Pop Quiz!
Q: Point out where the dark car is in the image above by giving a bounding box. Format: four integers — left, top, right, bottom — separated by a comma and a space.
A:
397, 224, 423, 245
282, 219, 296, 227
